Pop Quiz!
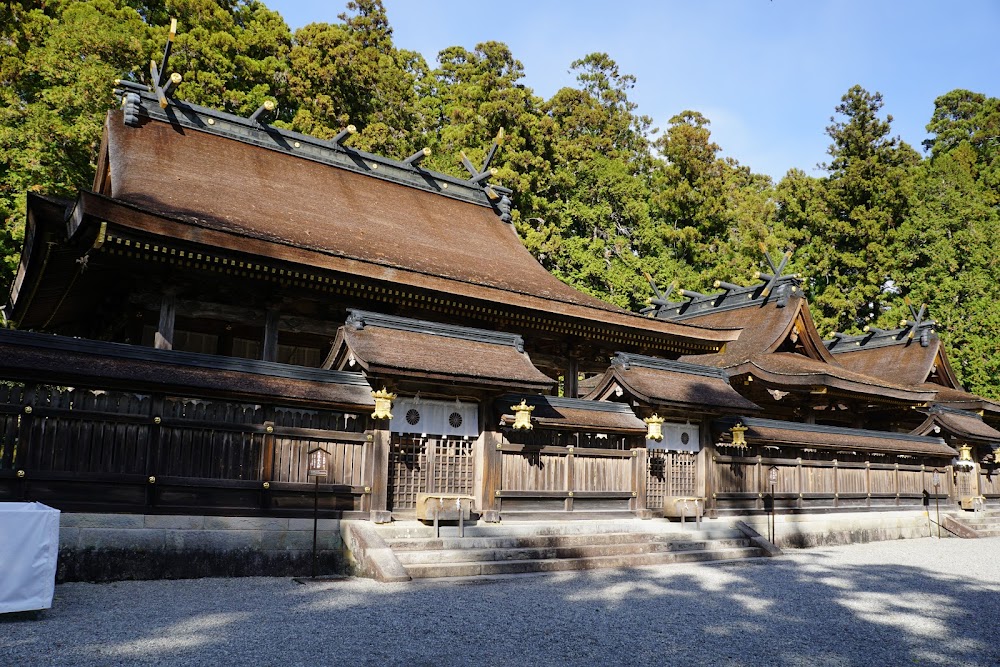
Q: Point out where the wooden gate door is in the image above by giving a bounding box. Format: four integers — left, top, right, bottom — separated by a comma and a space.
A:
645, 451, 699, 512
956, 468, 977, 503
387, 435, 475, 512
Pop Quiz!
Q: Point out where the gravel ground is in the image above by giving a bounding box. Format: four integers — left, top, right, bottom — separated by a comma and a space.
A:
3, 537, 1000, 667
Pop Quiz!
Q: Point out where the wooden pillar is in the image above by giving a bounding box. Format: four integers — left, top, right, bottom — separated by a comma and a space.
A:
632, 448, 649, 518
565, 446, 575, 511
565, 357, 579, 398
865, 460, 872, 508
797, 456, 804, 510
147, 394, 165, 510
478, 431, 502, 522
262, 307, 280, 362
154, 291, 176, 350
833, 459, 839, 508
755, 453, 763, 511
368, 427, 391, 523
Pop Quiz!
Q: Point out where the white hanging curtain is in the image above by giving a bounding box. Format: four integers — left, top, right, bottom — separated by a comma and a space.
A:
390, 398, 479, 438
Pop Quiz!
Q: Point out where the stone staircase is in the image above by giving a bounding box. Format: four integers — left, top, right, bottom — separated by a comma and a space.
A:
372, 519, 774, 580
943, 509, 1000, 538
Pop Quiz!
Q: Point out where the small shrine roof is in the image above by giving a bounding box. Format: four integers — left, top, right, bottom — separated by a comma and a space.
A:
327, 310, 555, 391
498, 394, 646, 434
715, 416, 957, 458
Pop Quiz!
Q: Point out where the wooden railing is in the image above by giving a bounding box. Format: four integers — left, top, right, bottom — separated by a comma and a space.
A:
712, 452, 951, 514
0, 382, 374, 517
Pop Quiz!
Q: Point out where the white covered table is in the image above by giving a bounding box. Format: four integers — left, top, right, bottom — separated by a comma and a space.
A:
0, 502, 60, 614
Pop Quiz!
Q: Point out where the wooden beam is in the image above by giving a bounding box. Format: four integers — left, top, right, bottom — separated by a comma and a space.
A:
154, 290, 176, 350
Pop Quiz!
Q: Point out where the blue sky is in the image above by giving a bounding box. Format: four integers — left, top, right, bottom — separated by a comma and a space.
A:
266, 0, 999, 180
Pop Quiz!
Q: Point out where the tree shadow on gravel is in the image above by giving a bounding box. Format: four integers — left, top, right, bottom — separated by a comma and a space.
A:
4, 540, 1000, 667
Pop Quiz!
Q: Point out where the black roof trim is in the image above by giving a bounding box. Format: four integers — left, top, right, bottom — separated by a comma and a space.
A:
715, 415, 948, 445
928, 404, 987, 419
0, 329, 370, 386
652, 279, 803, 321
117, 88, 508, 210
825, 326, 936, 352
500, 393, 639, 414
612, 352, 729, 379
346, 310, 525, 352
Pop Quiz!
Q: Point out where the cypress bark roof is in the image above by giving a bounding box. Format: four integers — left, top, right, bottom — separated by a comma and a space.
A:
669, 292, 934, 403
498, 394, 647, 434
0, 329, 374, 410
715, 417, 957, 458
59, 105, 736, 352
912, 407, 1000, 444
326, 310, 555, 391
584, 353, 761, 413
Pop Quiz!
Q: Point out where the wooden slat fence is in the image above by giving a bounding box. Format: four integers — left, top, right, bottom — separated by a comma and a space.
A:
0, 383, 373, 516
496, 443, 636, 513
712, 448, 952, 513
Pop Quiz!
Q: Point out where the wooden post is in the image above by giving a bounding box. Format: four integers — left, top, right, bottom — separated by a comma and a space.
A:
755, 453, 763, 511
368, 427, 391, 523
564, 357, 579, 399
154, 291, 176, 350
479, 431, 502, 522
895, 461, 900, 507
833, 459, 839, 509
15, 384, 37, 501
797, 457, 803, 510
262, 307, 280, 362
632, 448, 649, 518
866, 460, 872, 508
147, 394, 165, 510
565, 446, 575, 512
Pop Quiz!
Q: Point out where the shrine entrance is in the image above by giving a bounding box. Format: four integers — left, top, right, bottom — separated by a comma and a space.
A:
387, 435, 475, 512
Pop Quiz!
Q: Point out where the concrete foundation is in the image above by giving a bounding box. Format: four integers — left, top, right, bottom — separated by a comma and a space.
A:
739, 509, 940, 549
57, 513, 345, 582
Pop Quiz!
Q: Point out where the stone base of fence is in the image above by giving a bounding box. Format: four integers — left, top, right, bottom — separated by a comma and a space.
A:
56, 513, 345, 582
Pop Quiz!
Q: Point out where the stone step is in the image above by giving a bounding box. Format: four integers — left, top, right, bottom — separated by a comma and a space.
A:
385, 529, 743, 552
404, 546, 764, 578
972, 529, 1000, 538
395, 538, 753, 565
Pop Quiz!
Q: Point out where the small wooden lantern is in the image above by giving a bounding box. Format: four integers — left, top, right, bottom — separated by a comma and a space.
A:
371, 387, 397, 420
730, 422, 749, 449
511, 399, 534, 430
644, 414, 665, 442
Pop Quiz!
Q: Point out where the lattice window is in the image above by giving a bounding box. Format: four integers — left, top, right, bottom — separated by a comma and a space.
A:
672, 453, 697, 496
430, 437, 475, 496
389, 436, 475, 511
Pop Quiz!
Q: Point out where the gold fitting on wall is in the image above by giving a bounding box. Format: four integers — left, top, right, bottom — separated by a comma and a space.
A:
364, 486, 372, 494
23, 406, 32, 414
153, 416, 161, 424
372, 388, 397, 420
632, 491, 637, 497
632, 449, 638, 456
758, 492, 763, 498
148, 476, 156, 484
567, 446, 575, 453
496, 442, 502, 449
495, 490, 501, 496
265, 425, 274, 433
263, 482, 270, 490
16, 470, 25, 478
366, 434, 373, 441
568, 491, 574, 497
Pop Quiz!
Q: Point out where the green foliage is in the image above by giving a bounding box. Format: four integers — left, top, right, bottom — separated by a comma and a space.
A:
0, 3, 997, 396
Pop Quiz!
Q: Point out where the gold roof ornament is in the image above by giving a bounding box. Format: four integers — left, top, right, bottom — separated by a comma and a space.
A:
371, 387, 397, 420
730, 422, 749, 449
511, 399, 534, 430
644, 414, 665, 442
